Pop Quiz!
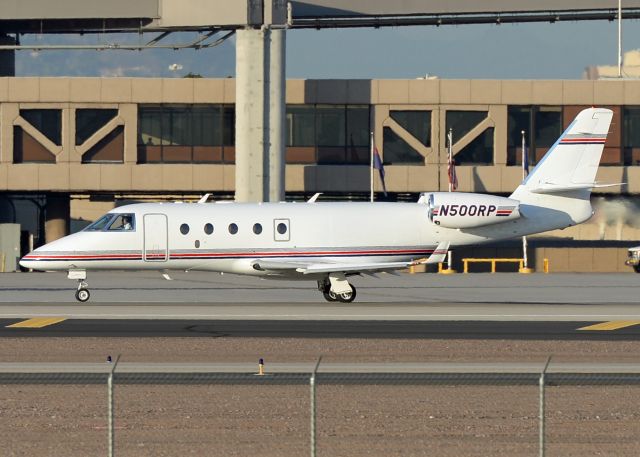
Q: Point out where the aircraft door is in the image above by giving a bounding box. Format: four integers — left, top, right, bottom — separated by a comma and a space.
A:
143, 214, 168, 262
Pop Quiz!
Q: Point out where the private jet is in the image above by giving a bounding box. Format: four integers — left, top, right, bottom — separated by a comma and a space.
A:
21, 107, 615, 302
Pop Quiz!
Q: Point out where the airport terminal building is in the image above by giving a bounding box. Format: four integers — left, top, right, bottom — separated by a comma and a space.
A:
1, 77, 639, 271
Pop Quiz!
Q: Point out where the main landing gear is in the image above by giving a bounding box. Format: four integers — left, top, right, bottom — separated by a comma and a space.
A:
318, 275, 357, 303
68, 269, 90, 302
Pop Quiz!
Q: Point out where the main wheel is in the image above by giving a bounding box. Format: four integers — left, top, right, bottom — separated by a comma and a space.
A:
75, 288, 90, 302
337, 285, 357, 303
322, 290, 338, 302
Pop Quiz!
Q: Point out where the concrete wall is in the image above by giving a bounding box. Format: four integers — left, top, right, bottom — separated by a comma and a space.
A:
2, 77, 639, 196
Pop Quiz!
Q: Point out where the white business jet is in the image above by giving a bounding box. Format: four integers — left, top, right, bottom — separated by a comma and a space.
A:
21, 108, 615, 303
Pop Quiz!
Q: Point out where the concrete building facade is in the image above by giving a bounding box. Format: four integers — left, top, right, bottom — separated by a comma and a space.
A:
1, 77, 639, 271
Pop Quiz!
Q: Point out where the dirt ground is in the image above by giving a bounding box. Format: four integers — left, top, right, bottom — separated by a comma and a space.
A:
2, 337, 640, 456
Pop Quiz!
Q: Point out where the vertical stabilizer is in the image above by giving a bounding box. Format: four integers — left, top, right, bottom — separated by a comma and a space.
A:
514, 108, 613, 195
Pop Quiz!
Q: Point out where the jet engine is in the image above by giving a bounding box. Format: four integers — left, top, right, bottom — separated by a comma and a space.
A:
426, 192, 521, 229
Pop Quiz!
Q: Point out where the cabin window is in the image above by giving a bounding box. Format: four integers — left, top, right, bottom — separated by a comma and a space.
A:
84, 214, 114, 231
228, 223, 238, 235
253, 223, 262, 235
277, 223, 287, 235
107, 214, 135, 231
204, 223, 214, 235
180, 223, 190, 235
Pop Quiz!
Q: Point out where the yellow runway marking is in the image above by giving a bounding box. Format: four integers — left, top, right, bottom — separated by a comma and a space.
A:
578, 321, 640, 331
7, 317, 67, 328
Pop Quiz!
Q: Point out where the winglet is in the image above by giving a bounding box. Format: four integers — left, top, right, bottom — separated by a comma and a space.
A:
307, 193, 322, 203
424, 241, 450, 264
198, 193, 211, 204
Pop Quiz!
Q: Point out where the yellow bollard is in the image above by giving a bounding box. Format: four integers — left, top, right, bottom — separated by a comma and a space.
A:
518, 259, 534, 274
543, 258, 549, 274
258, 358, 265, 376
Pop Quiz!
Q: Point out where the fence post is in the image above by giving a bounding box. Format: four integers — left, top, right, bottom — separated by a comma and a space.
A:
310, 357, 322, 457
108, 355, 121, 457
539, 356, 552, 457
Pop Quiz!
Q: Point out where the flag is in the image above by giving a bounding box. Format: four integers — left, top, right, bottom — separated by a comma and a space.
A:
373, 146, 387, 196
447, 154, 458, 191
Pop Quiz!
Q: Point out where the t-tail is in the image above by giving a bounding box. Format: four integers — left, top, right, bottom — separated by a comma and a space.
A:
510, 107, 616, 228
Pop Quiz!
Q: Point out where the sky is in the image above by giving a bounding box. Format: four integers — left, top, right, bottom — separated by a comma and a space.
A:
13, 19, 640, 79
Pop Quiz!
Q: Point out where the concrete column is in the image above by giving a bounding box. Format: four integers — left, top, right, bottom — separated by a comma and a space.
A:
268, 28, 286, 202
0, 34, 15, 77
235, 27, 286, 202
45, 194, 70, 243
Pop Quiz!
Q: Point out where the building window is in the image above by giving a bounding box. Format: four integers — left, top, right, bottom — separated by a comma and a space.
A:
76, 109, 118, 145
13, 126, 56, 163
81, 125, 125, 164
382, 127, 424, 164
455, 128, 494, 165
21, 109, 62, 146
507, 106, 562, 166
446, 111, 487, 141
286, 104, 370, 164
624, 107, 640, 165
389, 111, 431, 147
137, 105, 234, 164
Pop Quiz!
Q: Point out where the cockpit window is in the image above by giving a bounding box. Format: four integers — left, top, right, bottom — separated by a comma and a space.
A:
84, 214, 115, 231
107, 214, 135, 231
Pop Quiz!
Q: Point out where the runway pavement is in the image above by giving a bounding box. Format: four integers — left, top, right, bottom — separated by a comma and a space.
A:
0, 271, 639, 338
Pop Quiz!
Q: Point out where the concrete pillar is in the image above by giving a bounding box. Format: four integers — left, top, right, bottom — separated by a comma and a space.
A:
268, 28, 286, 202
235, 27, 286, 202
45, 194, 70, 243
0, 34, 15, 77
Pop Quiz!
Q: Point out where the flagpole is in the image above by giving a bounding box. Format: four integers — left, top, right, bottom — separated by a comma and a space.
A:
618, 0, 623, 78
370, 131, 374, 202
521, 130, 530, 273
448, 128, 453, 193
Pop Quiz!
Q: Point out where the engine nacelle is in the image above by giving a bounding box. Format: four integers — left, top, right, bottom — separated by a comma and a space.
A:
425, 192, 521, 229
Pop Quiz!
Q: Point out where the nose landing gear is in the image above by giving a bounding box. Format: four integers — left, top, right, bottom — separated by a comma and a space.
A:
75, 284, 90, 302
68, 269, 90, 302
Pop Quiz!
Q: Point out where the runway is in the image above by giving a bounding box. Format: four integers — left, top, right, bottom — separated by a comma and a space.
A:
1, 271, 639, 339
2, 318, 640, 339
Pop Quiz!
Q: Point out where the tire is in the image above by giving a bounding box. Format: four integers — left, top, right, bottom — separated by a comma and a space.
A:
75, 288, 90, 302
634, 265, 640, 273
337, 285, 357, 303
322, 290, 338, 302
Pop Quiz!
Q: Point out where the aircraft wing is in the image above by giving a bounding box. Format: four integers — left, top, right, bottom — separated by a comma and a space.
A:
251, 241, 450, 275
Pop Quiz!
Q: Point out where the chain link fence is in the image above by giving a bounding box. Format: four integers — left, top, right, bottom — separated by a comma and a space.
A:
2, 360, 640, 456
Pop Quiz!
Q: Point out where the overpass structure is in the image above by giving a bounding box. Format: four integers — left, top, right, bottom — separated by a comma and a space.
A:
1, 0, 639, 205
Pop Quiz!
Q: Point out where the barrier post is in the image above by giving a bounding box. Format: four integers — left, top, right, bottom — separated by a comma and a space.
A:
310, 357, 322, 457
108, 354, 121, 457
539, 356, 552, 457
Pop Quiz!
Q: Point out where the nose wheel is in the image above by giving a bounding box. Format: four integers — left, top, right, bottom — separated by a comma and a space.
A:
75, 287, 90, 302
75, 278, 90, 303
